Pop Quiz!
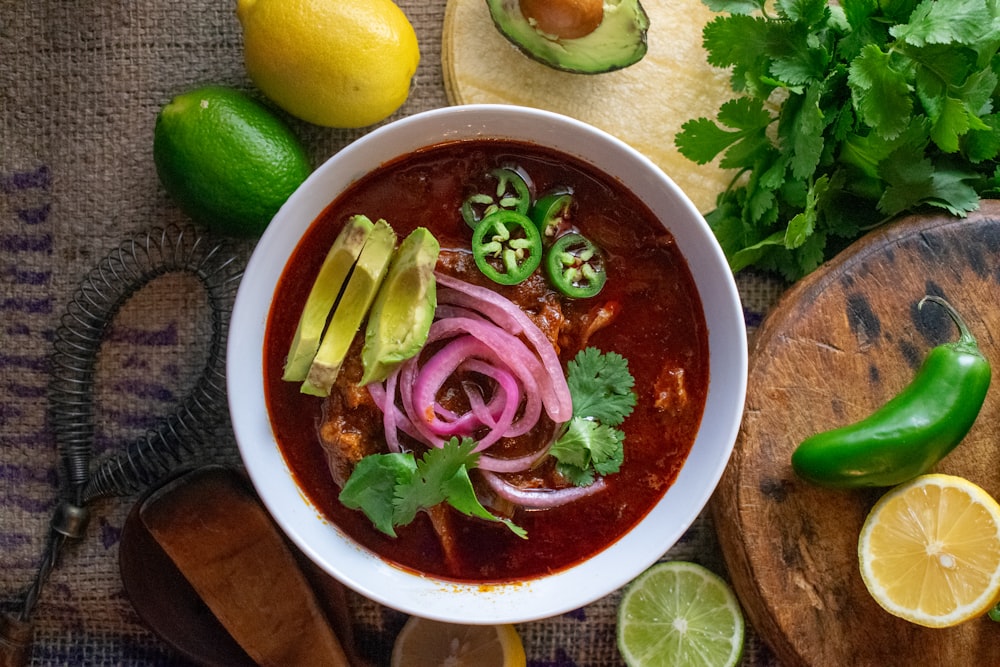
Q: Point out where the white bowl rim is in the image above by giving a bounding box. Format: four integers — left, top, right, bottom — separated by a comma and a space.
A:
228, 103, 748, 624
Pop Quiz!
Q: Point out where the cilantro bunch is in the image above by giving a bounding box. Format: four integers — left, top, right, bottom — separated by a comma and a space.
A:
676, 0, 1000, 281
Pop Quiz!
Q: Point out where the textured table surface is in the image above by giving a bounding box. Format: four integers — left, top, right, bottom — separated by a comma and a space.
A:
0, 1, 785, 664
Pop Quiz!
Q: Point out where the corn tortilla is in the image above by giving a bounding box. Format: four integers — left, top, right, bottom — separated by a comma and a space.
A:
442, 0, 734, 213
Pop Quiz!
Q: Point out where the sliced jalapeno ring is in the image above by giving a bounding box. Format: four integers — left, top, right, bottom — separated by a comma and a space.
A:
472, 210, 543, 285
461, 193, 498, 229
544, 232, 607, 299
530, 192, 573, 245
491, 166, 532, 216
461, 166, 532, 229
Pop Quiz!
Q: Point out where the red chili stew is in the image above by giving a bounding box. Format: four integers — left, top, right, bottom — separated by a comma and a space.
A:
263, 139, 709, 583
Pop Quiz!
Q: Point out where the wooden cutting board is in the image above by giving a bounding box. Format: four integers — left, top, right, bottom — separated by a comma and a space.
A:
712, 200, 1000, 665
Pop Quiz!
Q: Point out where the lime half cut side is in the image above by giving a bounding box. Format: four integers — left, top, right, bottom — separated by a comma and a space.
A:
617, 561, 745, 667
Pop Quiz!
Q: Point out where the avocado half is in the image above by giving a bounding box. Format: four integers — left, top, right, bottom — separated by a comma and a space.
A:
486, 0, 650, 74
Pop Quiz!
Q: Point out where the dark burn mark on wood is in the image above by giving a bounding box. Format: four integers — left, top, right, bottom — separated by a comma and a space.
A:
868, 363, 880, 385
759, 477, 791, 503
912, 281, 953, 346
846, 293, 880, 345
898, 339, 921, 371
966, 221, 1000, 280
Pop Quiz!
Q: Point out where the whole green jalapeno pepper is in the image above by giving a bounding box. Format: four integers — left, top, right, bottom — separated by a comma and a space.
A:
791, 296, 991, 489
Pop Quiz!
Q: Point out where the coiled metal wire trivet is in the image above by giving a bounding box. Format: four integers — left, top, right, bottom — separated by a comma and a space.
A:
5, 225, 243, 644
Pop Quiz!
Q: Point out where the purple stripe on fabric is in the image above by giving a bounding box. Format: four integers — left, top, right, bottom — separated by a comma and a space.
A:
0, 233, 53, 253
0, 353, 49, 372
106, 321, 179, 346
110, 379, 176, 402
17, 203, 50, 225
0, 533, 35, 549
0, 463, 57, 485
0, 296, 53, 314
0, 166, 51, 194
1, 265, 51, 285
4, 381, 47, 398
1, 493, 58, 513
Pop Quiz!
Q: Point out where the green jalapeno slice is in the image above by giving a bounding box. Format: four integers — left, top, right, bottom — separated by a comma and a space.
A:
471, 210, 543, 285
530, 192, 573, 245
461, 167, 532, 229
791, 296, 992, 489
544, 232, 606, 299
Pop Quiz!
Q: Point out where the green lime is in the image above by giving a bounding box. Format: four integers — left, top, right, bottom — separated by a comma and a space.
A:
153, 85, 312, 237
617, 561, 745, 667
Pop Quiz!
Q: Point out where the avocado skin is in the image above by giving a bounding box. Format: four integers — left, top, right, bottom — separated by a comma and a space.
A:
486, 0, 650, 74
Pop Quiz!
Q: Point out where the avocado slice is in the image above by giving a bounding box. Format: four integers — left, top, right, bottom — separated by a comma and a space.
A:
360, 227, 441, 385
282, 215, 374, 382
301, 217, 397, 397
486, 0, 650, 74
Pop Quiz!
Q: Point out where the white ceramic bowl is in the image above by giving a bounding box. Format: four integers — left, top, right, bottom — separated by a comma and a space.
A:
228, 104, 748, 624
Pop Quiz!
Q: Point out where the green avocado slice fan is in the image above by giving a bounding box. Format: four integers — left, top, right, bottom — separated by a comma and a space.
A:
0, 225, 242, 666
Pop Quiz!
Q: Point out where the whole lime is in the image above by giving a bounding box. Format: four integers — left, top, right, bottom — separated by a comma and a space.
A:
236, 0, 420, 129
153, 85, 312, 237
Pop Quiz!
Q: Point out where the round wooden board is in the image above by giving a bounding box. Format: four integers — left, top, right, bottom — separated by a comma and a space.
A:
441, 0, 734, 213
712, 200, 1000, 665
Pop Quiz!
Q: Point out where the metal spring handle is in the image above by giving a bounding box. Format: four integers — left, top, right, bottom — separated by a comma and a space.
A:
12, 224, 242, 629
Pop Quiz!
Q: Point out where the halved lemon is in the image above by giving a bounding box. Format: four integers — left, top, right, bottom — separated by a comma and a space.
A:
858, 473, 1000, 628
390, 616, 526, 667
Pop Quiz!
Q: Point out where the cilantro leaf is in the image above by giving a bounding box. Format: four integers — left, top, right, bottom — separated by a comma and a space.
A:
675, 97, 774, 167
551, 418, 624, 487
889, 0, 993, 47
848, 44, 914, 139
339, 452, 415, 537
440, 463, 527, 539
566, 347, 636, 425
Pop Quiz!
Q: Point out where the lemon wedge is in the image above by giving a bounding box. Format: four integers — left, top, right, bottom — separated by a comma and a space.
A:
390, 616, 525, 667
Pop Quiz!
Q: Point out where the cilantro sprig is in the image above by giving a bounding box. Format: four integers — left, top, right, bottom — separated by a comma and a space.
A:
339, 437, 526, 539
676, 0, 1000, 281
550, 347, 636, 486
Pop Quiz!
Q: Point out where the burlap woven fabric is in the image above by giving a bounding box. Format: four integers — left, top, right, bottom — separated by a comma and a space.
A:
1, 1, 785, 664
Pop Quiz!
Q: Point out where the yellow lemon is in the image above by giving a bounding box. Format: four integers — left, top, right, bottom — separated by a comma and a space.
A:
858, 473, 1000, 628
153, 85, 312, 237
390, 617, 526, 667
236, 0, 420, 129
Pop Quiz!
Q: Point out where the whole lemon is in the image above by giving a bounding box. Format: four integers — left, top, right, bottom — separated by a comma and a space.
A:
236, 0, 420, 129
153, 85, 312, 237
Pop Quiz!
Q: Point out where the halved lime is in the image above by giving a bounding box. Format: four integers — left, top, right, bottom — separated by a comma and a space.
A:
617, 561, 745, 667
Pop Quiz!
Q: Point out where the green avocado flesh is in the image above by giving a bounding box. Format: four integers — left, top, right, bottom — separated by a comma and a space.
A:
360, 227, 441, 386
486, 0, 650, 74
301, 217, 397, 397
282, 215, 374, 382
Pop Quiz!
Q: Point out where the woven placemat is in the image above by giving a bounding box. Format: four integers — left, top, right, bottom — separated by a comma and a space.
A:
0, 1, 786, 664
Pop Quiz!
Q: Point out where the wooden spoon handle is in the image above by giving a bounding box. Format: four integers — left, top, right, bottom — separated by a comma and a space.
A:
0, 613, 32, 667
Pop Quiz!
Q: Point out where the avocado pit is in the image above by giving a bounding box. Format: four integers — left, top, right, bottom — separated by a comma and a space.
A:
519, 0, 604, 40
